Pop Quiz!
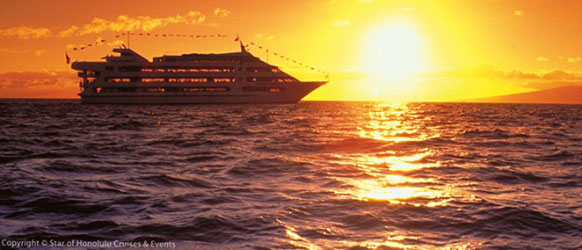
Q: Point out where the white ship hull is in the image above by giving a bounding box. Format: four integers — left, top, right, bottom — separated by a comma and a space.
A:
72, 46, 327, 104
80, 82, 323, 104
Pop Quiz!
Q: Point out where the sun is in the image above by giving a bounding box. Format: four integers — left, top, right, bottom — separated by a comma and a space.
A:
363, 22, 426, 82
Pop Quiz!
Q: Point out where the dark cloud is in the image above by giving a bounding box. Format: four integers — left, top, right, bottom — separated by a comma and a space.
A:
0, 71, 77, 89
420, 66, 582, 90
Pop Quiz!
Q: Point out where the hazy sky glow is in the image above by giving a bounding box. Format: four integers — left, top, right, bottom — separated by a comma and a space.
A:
1, 0, 581, 101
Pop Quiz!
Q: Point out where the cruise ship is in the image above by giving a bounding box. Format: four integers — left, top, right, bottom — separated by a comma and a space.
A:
71, 43, 326, 104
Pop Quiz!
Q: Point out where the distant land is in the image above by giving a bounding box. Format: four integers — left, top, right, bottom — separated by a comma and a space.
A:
465, 85, 582, 104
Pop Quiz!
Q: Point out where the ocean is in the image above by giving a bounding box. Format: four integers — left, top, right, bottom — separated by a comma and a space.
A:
0, 100, 581, 249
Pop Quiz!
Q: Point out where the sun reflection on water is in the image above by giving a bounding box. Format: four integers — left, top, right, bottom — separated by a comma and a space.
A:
359, 150, 440, 171
336, 103, 450, 206
358, 103, 429, 143
280, 103, 479, 249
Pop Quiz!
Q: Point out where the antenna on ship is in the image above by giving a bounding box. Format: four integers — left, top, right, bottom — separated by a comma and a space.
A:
235, 34, 246, 52
127, 31, 131, 48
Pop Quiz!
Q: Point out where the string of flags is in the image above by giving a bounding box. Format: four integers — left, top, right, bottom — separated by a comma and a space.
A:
69, 38, 107, 51
67, 33, 230, 51
114, 33, 229, 39
244, 41, 329, 77
65, 33, 330, 79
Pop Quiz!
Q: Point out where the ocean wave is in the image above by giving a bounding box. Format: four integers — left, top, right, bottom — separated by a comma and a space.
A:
1, 100, 581, 248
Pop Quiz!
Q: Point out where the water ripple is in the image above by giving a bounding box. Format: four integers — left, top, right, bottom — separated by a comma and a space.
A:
0, 100, 581, 249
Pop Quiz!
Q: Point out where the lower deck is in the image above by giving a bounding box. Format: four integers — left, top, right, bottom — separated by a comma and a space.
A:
79, 82, 325, 104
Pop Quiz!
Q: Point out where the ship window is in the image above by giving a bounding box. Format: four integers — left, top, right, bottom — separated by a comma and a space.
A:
120, 66, 140, 72
243, 86, 285, 92
168, 78, 208, 83
119, 87, 136, 92
205, 87, 229, 92
246, 77, 287, 82
178, 67, 234, 73
141, 78, 165, 83
213, 78, 235, 83
193, 78, 208, 82
183, 88, 201, 92
247, 67, 273, 73
155, 68, 165, 72
108, 78, 131, 83
146, 88, 165, 92
165, 87, 180, 92
182, 87, 230, 92
141, 68, 153, 72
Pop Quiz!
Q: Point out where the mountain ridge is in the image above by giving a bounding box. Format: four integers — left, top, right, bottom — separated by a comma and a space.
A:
464, 85, 582, 104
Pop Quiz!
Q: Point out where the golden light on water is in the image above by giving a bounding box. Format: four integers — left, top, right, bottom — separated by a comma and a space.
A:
277, 219, 320, 250
358, 103, 438, 143
360, 151, 440, 172
357, 182, 436, 202
335, 103, 450, 207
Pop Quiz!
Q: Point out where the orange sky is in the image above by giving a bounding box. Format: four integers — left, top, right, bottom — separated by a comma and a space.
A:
1, 0, 581, 101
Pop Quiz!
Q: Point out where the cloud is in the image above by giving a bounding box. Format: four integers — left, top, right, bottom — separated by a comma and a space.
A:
0, 48, 46, 56
422, 66, 582, 81
107, 40, 125, 47
66, 36, 108, 49
421, 66, 582, 90
566, 57, 582, 64
0, 71, 80, 98
0, 26, 51, 39
514, 10, 523, 16
76, 11, 206, 35
1, 11, 209, 39
213, 8, 231, 18
540, 70, 582, 81
536, 57, 548, 62
0, 71, 76, 89
254, 33, 275, 40
33, 50, 45, 56
0, 48, 28, 54
58, 25, 79, 38
331, 19, 351, 27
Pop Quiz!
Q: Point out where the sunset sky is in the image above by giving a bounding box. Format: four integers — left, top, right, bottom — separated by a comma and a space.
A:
1, 0, 581, 101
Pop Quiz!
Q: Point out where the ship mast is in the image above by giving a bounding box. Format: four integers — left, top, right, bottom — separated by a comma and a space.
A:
127, 32, 130, 48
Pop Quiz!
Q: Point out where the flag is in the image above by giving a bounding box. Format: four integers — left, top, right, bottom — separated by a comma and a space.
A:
234, 34, 240, 42
65, 52, 70, 64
